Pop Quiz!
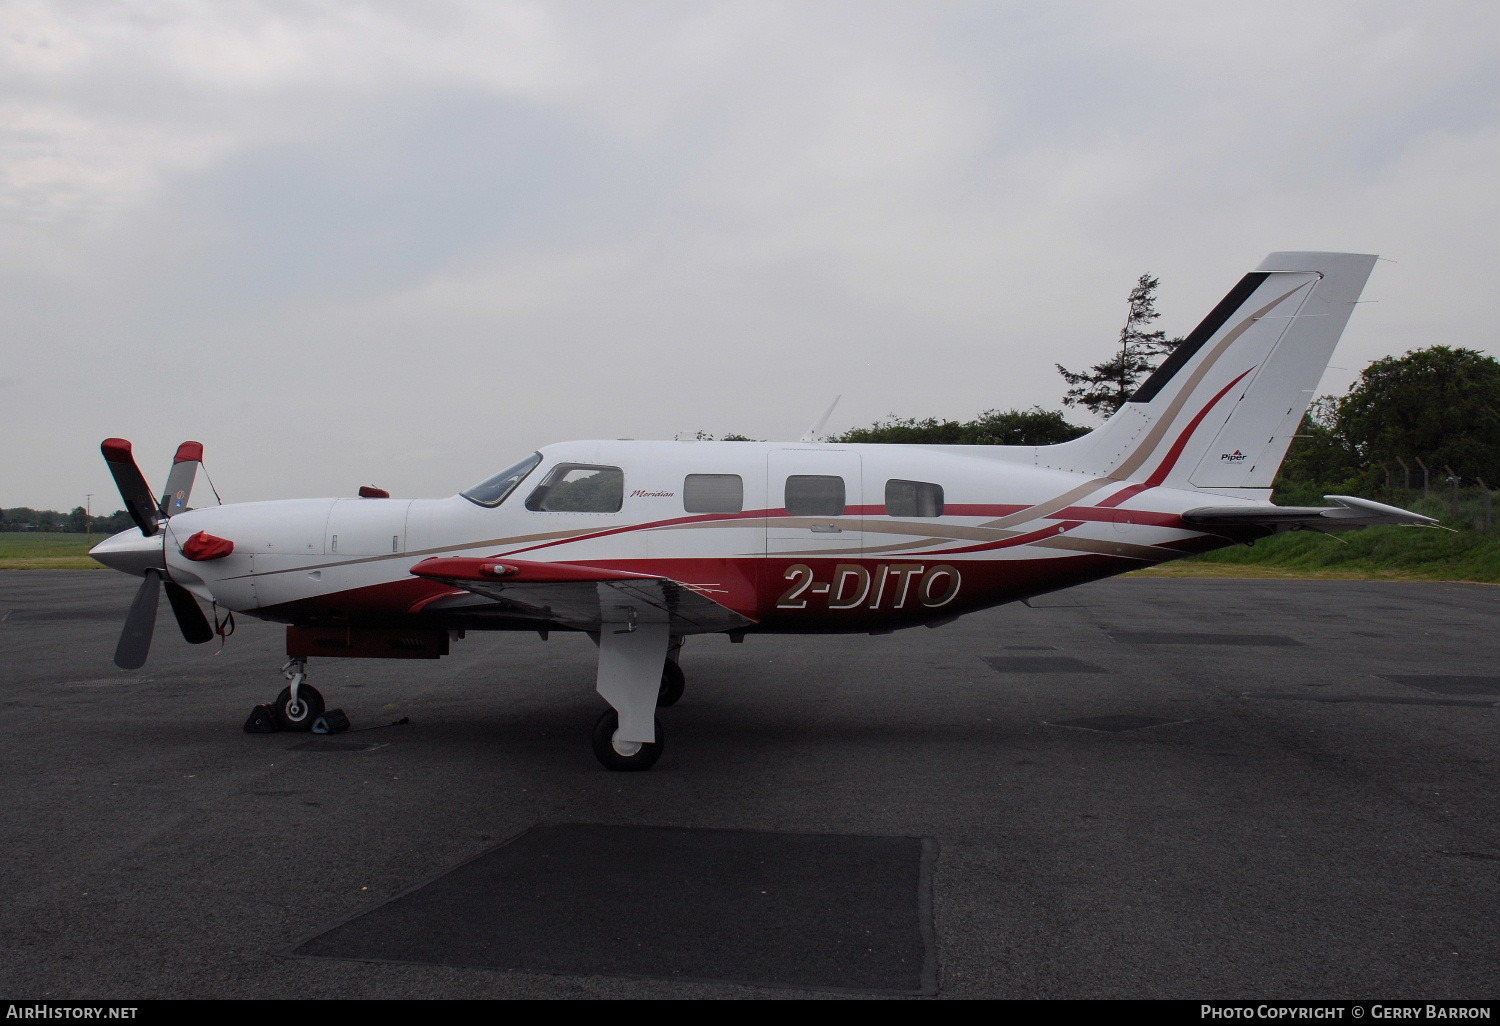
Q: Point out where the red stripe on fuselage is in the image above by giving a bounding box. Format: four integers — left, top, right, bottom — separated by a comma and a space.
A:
253, 551, 1154, 634
916, 520, 1086, 557
1053, 506, 1185, 529
1095, 483, 1151, 508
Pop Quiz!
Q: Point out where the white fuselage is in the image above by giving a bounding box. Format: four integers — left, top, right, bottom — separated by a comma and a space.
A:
90, 439, 1255, 635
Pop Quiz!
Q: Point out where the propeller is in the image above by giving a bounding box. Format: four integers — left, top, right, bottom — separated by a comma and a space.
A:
114, 569, 162, 670
102, 438, 161, 537
99, 439, 215, 668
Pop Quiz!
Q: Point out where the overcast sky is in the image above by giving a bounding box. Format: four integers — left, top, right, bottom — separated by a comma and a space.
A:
5, 0, 1498, 512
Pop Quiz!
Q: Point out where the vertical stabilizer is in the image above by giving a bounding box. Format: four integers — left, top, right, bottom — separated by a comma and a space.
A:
1036, 252, 1378, 493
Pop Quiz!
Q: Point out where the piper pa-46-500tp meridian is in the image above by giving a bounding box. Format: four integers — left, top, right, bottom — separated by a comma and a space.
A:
90, 251, 1434, 770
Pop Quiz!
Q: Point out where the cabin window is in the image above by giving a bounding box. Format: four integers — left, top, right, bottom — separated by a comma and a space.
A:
885, 479, 944, 517
525, 464, 624, 513
785, 475, 845, 516
461, 452, 542, 507
684, 474, 743, 514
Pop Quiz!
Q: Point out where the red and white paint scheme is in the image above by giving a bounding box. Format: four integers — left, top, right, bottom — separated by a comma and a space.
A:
90, 252, 1433, 769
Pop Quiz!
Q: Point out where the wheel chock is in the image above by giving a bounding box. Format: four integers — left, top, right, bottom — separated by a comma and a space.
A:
243, 704, 281, 733
312, 709, 351, 734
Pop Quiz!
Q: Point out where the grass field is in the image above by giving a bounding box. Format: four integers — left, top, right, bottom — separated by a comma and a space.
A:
0, 533, 103, 570
1132, 523, 1500, 583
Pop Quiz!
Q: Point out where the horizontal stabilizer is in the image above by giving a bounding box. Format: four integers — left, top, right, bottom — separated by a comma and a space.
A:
1182, 495, 1438, 533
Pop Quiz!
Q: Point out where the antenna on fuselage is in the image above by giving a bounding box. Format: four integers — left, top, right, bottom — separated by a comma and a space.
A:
799, 395, 841, 443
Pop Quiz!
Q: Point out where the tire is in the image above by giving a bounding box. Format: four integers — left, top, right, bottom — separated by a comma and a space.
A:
591, 709, 664, 771
658, 659, 685, 707
274, 684, 325, 732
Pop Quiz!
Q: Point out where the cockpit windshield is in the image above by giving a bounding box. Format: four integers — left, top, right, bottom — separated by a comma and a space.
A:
460, 452, 543, 507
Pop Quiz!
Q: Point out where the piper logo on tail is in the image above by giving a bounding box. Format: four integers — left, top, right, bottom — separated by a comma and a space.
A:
1220, 450, 1248, 462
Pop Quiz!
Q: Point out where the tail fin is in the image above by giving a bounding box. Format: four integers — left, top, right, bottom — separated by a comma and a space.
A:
1038, 252, 1378, 493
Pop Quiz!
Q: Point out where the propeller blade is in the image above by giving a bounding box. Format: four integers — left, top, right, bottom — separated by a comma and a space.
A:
114, 570, 162, 669
101, 438, 160, 537
158, 441, 204, 518
164, 580, 214, 645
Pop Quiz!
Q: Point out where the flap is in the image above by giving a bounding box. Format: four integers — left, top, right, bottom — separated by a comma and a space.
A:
409, 557, 757, 634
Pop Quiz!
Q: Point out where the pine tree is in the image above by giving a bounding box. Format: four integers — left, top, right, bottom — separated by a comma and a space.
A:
1056, 274, 1180, 418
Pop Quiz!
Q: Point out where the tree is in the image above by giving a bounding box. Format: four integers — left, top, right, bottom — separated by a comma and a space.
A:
688, 431, 760, 441
1057, 274, 1181, 418
1277, 396, 1360, 488
1335, 346, 1500, 483
92, 510, 134, 534
832, 407, 1087, 445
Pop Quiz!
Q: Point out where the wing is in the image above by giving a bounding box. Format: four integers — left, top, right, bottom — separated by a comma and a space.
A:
1182, 494, 1438, 533
408, 556, 757, 634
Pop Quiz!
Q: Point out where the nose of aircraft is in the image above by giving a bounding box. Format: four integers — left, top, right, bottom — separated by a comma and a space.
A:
90, 528, 164, 577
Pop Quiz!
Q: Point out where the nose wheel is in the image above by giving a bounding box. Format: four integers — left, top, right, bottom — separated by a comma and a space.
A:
273, 658, 325, 731
274, 684, 325, 731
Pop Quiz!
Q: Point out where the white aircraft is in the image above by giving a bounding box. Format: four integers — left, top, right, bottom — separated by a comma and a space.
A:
90, 251, 1433, 769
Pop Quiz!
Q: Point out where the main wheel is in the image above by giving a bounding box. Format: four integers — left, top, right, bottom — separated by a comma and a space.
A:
591, 709, 664, 771
274, 683, 325, 732
658, 659, 685, 707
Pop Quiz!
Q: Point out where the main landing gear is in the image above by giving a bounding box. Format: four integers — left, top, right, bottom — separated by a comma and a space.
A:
273, 657, 325, 732
588, 654, 684, 770
590, 612, 687, 771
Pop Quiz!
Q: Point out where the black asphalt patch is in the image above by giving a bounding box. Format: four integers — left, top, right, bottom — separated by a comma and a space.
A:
1106, 631, 1302, 647
290, 823, 936, 995
1378, 675, 1500, 696
982, 656, 1108, 673
1045, 715, 1189, 733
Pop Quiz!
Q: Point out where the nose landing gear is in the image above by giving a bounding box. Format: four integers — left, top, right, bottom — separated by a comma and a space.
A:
274, 657, 326, 731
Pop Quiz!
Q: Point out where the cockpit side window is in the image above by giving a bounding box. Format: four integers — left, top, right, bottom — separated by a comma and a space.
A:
461, 452, 543, 508
525, 464, 625, 513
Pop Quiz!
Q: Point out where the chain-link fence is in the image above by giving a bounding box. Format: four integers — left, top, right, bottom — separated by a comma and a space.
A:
1376, 460, 1497, 532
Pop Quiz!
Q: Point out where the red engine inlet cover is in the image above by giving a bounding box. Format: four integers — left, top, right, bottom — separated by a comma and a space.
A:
182, 531, 234, 561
